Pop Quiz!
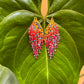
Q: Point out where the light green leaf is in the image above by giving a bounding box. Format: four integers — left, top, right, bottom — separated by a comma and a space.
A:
47, 9, 84, 65
14, 22, 81, 84
0, 65, 18, 84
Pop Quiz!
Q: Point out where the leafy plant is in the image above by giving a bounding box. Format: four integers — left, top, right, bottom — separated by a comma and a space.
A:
0, 0, 84, 84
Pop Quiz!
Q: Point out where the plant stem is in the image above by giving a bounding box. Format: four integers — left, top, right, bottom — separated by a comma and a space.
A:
43, 17, 49, 84
43, 17, 45, 32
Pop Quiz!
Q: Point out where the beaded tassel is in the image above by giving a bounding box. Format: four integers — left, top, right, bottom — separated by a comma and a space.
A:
45, 18, 60, 59
28, 17, 44, 59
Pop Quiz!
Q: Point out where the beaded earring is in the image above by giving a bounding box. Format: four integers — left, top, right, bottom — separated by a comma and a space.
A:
44, 18, 60, 59
28, 17, 44, 59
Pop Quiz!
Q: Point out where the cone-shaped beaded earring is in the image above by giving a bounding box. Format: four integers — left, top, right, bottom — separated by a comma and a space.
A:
44, 18, 60, 59
28, 17, 44, 59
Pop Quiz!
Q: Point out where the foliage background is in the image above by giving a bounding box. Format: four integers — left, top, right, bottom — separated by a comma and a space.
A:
0, 0, 84, 84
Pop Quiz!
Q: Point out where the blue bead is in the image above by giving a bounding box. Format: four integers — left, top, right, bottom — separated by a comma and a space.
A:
54, 25, 56, 28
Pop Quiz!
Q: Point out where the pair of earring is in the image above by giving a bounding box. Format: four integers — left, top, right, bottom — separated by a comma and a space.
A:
28, 17, 60, 59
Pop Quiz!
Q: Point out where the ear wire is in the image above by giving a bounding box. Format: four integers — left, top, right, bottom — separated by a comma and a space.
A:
51, 15, 53, 18
51, 11, 53, 18
46, 11, 53, 23
34, 9, 37, 17
46, 18, 50, 23
39, 19, 43, 23
35, 11, 36, 17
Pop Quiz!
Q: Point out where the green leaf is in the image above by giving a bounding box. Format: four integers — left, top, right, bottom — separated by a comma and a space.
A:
0, 10, 81, 83
14, 22, 81, 84
48, 0, 84, 65
48, 0, 69, 13
0, 0, 84, 84
0, 0, 22, 22
32, 0, 42, 11
47, 9, 84, 65
0, 65, 18, 84
15, 0, 40, 14
0, 0, 40, 22
0, 10, 36, 69
48, 0, 84, 14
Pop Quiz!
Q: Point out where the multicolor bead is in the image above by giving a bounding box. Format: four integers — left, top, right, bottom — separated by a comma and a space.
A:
28, 17, 60, 59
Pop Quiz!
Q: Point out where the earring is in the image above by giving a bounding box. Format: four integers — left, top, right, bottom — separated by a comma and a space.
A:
45, 18, 60, 59
28, 17, 44, 59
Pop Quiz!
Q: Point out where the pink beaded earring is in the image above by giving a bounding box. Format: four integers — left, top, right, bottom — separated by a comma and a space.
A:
45, 18, 60, 59
28, 17, 44, 59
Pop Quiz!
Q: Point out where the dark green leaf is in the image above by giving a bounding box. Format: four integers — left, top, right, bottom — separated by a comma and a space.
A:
48, 0, 84, 14
0, 0, 40, 22
32, 0, 42, 12
0, 0, 22, 22
15, 0, 40, 14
